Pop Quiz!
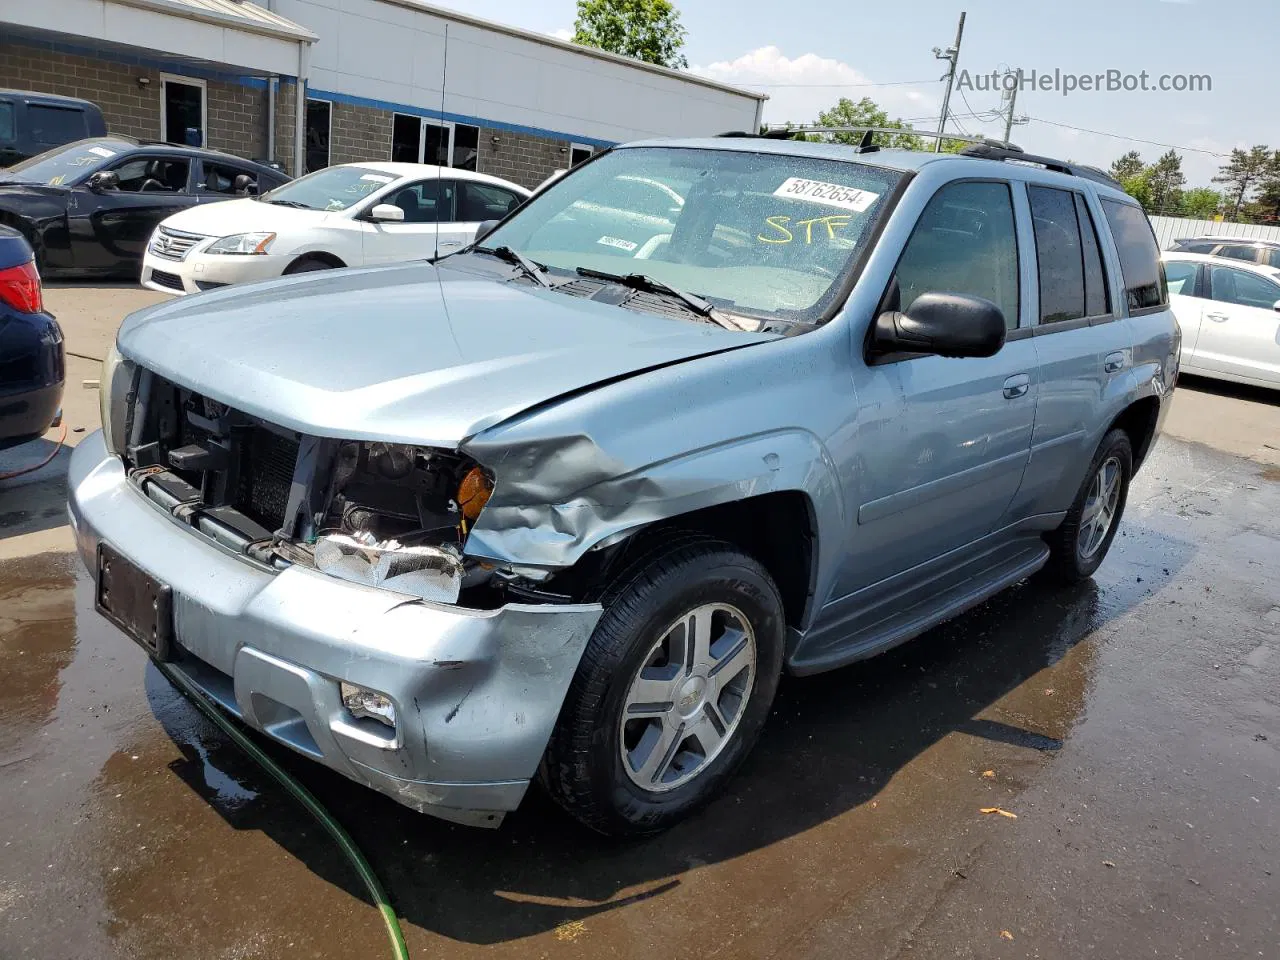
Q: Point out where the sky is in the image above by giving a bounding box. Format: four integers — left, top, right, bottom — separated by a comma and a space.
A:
427, 0, 1276, 188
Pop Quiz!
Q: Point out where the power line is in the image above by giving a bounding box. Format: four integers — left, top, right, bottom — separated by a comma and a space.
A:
741, 78, 942, 88
1025, 117, 1229, 157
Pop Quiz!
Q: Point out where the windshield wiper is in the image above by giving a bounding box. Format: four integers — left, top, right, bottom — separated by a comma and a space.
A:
575, 267, 739, 330
475, 245, 552, 288
263, 199, 311, 209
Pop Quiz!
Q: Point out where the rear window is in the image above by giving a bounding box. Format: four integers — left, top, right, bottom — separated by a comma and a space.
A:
29, 104, 87, 145
1100, 200, 1167, 311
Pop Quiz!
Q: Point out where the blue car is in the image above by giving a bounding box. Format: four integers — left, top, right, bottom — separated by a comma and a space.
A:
72, 136, 1178, 836
0, 225, 62, 450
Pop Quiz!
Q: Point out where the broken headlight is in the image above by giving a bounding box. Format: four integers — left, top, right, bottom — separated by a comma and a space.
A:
299, 442, 495, 603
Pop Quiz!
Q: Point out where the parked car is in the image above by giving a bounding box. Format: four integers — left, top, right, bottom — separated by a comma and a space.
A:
1168, 235, 1280, 269
140, 163, 530, 294
1163, 251, 1280, 389
0, 90, 107, 167
70, 138, 1178, 836
0, 137, 290, 278
0, 226, 62, 450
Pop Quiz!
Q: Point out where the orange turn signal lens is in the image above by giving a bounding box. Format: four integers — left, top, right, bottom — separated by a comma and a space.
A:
457, 466, 493, 521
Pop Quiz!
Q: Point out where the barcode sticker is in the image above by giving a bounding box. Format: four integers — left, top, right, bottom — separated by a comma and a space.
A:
772, 177, 879, 212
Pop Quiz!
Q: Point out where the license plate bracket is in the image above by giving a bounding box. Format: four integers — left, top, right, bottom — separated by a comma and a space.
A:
96, 542, 174, 661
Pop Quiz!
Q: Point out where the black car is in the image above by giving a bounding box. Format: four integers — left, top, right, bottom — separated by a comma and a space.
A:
0, 225, 63, 451
0, 89, 108, 166
0, 137, 291, 278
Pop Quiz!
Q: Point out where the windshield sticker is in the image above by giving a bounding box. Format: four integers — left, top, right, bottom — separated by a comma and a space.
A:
598, 235, 638, 252
87, 146, 117, 158
758, 214, 853, 244
772, 178, 879, 213
360, 173, 395, 183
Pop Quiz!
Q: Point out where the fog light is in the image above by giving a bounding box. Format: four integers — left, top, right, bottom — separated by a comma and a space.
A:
340, 682, 397, 728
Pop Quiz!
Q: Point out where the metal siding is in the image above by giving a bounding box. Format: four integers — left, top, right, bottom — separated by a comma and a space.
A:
1149, 215, 1280, 249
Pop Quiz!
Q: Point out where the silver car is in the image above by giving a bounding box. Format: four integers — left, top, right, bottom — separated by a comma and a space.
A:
70, 138, 1179, 836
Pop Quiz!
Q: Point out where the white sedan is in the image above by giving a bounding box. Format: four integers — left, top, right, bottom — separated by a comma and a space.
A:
140, 162, 529, 295
1163, 252, 1280, 390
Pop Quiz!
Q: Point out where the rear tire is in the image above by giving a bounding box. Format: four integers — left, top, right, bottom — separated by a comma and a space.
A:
542, 536, 785, 836
1041, 428, 1133, 583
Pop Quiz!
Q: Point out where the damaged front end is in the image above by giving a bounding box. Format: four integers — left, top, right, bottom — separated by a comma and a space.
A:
114, 369, 515, 607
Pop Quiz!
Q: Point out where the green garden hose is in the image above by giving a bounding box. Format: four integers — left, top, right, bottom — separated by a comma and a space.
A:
155, 660, 411, 960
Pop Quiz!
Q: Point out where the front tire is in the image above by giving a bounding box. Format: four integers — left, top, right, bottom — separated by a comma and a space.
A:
1042, 428, 1133, 583
543, 537, 785, 836
283, 256, 336, 275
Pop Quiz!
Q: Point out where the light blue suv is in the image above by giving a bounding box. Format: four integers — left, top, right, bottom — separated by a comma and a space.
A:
71, 136, 1178, 836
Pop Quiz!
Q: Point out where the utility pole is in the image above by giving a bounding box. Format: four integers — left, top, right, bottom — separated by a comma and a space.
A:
1002, 67, 1021, 145
933, 11, 966, 152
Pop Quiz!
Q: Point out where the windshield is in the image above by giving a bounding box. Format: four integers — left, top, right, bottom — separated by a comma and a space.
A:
480, 146, 902, 322
3, 138, 135, 186
259, 165, 399, 211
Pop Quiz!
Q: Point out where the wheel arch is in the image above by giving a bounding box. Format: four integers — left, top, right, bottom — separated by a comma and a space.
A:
285, 250, 346, 272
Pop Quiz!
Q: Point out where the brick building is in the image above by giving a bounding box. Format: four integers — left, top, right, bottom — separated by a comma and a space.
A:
0, 0, 765, 189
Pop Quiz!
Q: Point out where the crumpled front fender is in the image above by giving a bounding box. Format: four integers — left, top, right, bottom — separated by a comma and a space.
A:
461, 427, 845, 572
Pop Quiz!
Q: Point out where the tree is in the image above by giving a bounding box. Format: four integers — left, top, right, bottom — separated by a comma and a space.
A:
1118, 168, 1153, 209
572, 0, 688, 69
1146, 149, 1186, 216
1110, 150, 1146, 182
1180, 187, 1222, 219
1247, 150, 1280, 222
815, 97, 923, 150
1212, 145, 1272, 220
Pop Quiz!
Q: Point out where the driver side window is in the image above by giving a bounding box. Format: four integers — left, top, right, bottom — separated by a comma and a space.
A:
108, 157, 190, 193
891, 181, 1020, 330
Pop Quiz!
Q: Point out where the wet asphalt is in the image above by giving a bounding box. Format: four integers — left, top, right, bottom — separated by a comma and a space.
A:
1, 294, 1278, 958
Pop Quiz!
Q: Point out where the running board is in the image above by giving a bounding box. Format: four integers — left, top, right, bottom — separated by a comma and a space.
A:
789, 540, 1051, 676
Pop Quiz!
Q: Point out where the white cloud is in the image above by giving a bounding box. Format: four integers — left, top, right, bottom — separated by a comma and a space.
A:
691, 46, 941, 131
549, 27, 573, 41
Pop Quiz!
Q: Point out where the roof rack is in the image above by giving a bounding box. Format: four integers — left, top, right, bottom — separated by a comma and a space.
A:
741, 126, 1019, 154
958, 144, 1124, 190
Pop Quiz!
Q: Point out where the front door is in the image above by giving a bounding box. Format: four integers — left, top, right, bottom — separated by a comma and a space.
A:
836, 179, 1038, 597
360, 179, 457, 263
1195, 262, 1280, 383
68, 154, 194, 272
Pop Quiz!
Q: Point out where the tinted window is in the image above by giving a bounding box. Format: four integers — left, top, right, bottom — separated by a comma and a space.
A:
1074, 194, 1111, 316
110, 157, 189, 192
0, 101, 13, 142
1029, 186, 1085, 323
387, 180, 457, 223
305, 99, 331, 174
1208, 265, 1280, 309
200, 161, 258, 195
29, 105, 86, 145
571, 145, 593, 167
1101, 200, 1167, 310
457, 181, 522, 221
1176, 240, 1217, 254
452, 124, 479, 171
1163, 261, 1198, 296
894, 181, 1020, 330
1217, 244, 1259, 263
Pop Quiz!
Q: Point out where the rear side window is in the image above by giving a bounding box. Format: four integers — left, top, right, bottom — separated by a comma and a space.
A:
1074, 194, 1111, 317
1217, 244, 1259, 263
1207, 265, 1280, 310
1163, 261, 1198, 296
1029, 186, 1085, 323
1101, 200, 1167, 311
0, 102, 13, 142
892, 180, 1020, 330
29, 105, 86, 145
1265, 249, 1280, 269
1176, 240, 1217, 254
200, 161, 258, 195
457, 181, 524, 221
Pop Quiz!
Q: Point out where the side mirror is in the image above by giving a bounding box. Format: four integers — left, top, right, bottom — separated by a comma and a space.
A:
368, 203, 404, 222
872, 292, 1006, 359
1273, 300, 1280, 313
474, 219, 500, 243
86, 170, 119, 192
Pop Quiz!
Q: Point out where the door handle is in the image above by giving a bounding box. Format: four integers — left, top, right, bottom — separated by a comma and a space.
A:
1103, 351, 1127, 373
1002, 373, 1030, 399
1206, 312, 1229, 323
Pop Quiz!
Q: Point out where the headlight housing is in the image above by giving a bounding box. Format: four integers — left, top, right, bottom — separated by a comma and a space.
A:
206, 232, 275, 255
99, 339, 133, 457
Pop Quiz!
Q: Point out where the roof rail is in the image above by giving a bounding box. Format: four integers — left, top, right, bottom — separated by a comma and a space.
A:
716, 129, 798, 140
958, 144, 1124, 190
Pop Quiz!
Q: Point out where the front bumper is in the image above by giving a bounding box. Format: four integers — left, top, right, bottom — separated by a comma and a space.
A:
141, 250, 291, 295
68, 431, 602, 827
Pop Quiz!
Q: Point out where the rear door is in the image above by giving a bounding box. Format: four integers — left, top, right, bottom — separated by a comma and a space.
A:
1009, 184, 1133, 518
447, 180, 526, 254
1162, 260, 1210, 364
1193, 263, 1280, 384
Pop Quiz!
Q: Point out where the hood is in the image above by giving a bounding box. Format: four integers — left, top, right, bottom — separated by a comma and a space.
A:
116, 261, 778, 447
159, 196, 337, 235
